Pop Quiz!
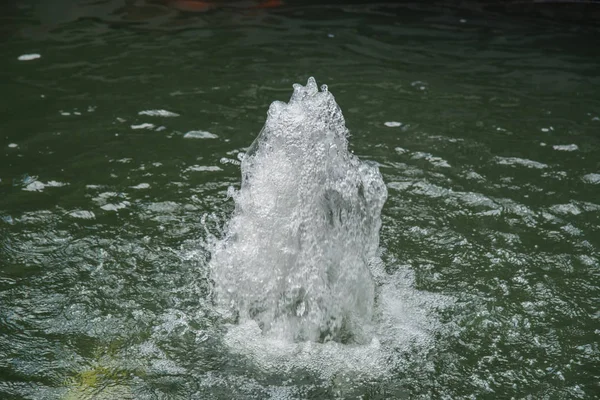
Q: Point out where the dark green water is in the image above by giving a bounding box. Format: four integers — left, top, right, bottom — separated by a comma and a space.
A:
1, 1, 599, 399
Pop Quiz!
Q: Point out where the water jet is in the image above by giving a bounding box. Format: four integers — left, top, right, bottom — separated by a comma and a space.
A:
211, 77, 387, 345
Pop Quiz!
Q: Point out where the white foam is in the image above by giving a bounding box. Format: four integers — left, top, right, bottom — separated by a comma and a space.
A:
147, 201, 179, 213
561, 224, 582, 236
495, 156, 547, 169
23, 180, 68, 192
582, 173, 600, 184
100, 202, 130, 211
183, 130, 218, 139
8, 143, 18, 148
185, 165, 222, 172
384, 121, 402, 127
550, 203, 582, 216
46, 181, 67, 188
69, 210, 96, 219
138, 109, 180, 117
465, 171, 485, 181
223, 264, 447, 382
224, 320, 388, 380
552, 144, 578, 151
131, 123, 155, 130
92, 191, 129, 207
130, 183, 150, 189
18, 53, 41, 61
23, 181, 45, 192
220, 157, 241, 166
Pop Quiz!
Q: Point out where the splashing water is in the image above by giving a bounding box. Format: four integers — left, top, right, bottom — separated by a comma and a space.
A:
211, 77, 387, 344
209, 78, 445, 381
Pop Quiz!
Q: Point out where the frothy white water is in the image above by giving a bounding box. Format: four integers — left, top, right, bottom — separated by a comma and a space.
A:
212, 77, 386, 344
210, 77, 445, 380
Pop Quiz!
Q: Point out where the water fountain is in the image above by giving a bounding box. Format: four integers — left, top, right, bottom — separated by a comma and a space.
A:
210, 77, 387, 346
207, 78, 443, 385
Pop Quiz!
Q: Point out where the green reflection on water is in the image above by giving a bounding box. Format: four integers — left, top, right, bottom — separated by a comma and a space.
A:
1, 1, 599, 399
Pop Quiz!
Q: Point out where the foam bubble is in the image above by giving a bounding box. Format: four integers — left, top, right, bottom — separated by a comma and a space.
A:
185, 165, 222, 172
582, 173, 600, 184
22, 180, 68, 192
18, 53, 41, 61
131, 123, 155, 130
130, 183, 150, 189
100, 202, 130, 211
139, 109, 180, 117
222, 263, 446, 382
184, 130, 218, 139
553, 144, 578, 151
384, 121, 403, 127
69, 210, 96, 219
495, 156, 548, 169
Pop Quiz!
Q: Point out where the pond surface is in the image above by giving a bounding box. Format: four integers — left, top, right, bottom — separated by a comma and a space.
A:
1, 1, 599, 399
